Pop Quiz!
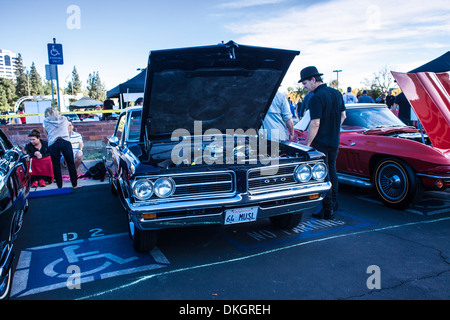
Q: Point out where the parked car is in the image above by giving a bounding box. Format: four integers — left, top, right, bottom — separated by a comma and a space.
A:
107, 42, 332, 252
294, 99, 450, 209
0, 128, 30, 299
63, 114, 81, 122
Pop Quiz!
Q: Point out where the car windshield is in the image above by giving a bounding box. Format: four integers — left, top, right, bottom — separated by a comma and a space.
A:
342, 106, 406, 130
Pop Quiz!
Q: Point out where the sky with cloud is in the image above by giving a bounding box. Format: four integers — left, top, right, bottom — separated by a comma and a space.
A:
2, 0, 449, 93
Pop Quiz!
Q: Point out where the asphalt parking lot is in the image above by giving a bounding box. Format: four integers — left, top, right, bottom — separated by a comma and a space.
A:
10, 177, 450, 303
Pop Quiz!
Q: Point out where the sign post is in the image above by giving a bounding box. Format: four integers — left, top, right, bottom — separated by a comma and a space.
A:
47, 38, 64, 111
45, 64, 57, 109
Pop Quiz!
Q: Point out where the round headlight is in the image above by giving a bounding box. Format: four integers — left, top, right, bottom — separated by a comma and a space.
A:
132, 179, 154, 200
312, 162, 327, 180
154, 177, 176, 198
294, 164, 312, 182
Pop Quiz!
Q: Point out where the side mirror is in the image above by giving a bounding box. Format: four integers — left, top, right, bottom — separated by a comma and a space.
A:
109, 136, 119, 147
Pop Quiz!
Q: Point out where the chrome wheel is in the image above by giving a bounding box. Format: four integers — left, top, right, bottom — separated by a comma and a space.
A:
374, 158, 419, 209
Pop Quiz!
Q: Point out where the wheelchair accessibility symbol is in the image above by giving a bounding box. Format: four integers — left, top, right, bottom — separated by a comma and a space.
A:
43, 244, 139, 279
49, 45, 61, 57
47, 43, 64, 65
11, 233, 170, 298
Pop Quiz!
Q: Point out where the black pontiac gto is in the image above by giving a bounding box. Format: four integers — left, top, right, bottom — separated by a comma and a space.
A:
0, 128, 30, 299
107, 42, 331, 252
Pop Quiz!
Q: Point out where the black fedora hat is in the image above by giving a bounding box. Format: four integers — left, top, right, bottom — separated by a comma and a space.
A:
298, 66, 323, 83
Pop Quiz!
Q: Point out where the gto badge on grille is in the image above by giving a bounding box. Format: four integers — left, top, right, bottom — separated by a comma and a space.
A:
264, 177, 286, 184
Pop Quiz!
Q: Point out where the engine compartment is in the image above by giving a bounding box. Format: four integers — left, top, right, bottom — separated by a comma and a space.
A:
133, 134, 315, 171
393, 131, 431, 145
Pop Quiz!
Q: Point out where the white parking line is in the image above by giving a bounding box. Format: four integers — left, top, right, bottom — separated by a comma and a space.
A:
78, 216, 450, 300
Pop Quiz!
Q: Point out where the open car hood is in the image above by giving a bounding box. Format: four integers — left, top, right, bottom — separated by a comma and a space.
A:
140, 41, 299, 140
391, 71, 450, 150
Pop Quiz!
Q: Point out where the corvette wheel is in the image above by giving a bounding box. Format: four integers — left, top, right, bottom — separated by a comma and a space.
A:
374, 158, 419, 209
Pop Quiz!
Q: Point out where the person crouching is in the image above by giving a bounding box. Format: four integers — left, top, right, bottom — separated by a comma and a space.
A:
24, 129, 53, 187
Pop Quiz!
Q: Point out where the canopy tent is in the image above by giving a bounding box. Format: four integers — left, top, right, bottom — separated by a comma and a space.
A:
409, 51, 450, 73
106, 69, 146, 99
69, 96, 103, 109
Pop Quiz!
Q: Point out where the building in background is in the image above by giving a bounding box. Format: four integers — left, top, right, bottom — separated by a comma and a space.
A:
0, 49, 19, 80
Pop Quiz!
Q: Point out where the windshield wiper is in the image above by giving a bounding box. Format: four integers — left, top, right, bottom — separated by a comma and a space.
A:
371, 125, 404, 129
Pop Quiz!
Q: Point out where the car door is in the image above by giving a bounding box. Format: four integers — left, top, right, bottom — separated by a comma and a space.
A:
108, 112, 127, 182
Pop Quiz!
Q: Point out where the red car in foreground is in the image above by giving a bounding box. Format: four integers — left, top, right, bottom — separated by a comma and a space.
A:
294, 71, 450, 209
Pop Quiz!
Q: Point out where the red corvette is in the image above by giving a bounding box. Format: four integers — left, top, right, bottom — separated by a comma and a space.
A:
293, 71, 450, 209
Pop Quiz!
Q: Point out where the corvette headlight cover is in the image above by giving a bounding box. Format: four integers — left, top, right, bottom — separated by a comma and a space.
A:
154, 177, 176, 198
132, 179, 154, 200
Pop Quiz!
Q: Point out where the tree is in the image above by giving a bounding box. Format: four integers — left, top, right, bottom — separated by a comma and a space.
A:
65, 66, 82, 95
287, 86, 308, 102
42, 80, 53, 95
14, 53, 28, 99
0, 85, 9, 111
29, 62, 43, 96
0, 78, 16, 110
86, 71, 106, 101
361, 65, 395, 98
328, 79, 339, 90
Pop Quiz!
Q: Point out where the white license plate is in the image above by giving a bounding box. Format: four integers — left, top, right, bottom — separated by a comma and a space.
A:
224, 207, 258, 225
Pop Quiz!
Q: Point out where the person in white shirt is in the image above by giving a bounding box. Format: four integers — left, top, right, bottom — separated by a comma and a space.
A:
262, 91, 294, 141
68, 121, 84, 170
343, 87, 358, 104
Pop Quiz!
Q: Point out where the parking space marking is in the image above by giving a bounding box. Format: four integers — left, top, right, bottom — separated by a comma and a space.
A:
77, 216, 450, 300
11, 232, 170, 298
356, 192, 450, 216
222, 212, 378, 251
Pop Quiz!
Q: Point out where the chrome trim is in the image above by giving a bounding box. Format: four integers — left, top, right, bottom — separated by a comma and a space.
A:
129, 184, 328, 231
416, 173, 450, 179
0, 244, 13, 278
247, 161, 326, 194
135, 199, 319, 230
124, 181, 331, 214
337, 173, 373, 188
247, 182, 330, 201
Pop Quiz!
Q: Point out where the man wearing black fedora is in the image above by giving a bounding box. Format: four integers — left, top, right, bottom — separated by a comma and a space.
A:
299, 66, 346, 219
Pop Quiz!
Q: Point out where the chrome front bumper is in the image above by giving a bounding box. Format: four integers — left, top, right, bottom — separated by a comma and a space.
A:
123, 182, 331, 230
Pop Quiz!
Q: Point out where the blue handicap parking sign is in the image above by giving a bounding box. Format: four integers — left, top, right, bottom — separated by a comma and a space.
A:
11, 233, 170, 298
47, 43, 64, 65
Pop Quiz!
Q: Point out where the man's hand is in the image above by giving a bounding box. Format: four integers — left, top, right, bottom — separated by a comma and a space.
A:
305, 119, 320, 147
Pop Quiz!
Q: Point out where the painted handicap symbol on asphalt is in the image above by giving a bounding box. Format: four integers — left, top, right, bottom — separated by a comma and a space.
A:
11, 233, 170, 298
43, 244, 139, 279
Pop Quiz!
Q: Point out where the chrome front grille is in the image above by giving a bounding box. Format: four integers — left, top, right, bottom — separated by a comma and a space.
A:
133, 171, 235, 202
171, 171, 235, 197
247, 162, 300, 193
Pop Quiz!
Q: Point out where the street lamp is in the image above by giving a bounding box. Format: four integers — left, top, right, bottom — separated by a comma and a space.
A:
333, 69, 342, 89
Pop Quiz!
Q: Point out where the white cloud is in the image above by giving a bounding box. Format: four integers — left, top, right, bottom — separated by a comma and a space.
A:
217, 0, 288, 9
218, 0, 450, 90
